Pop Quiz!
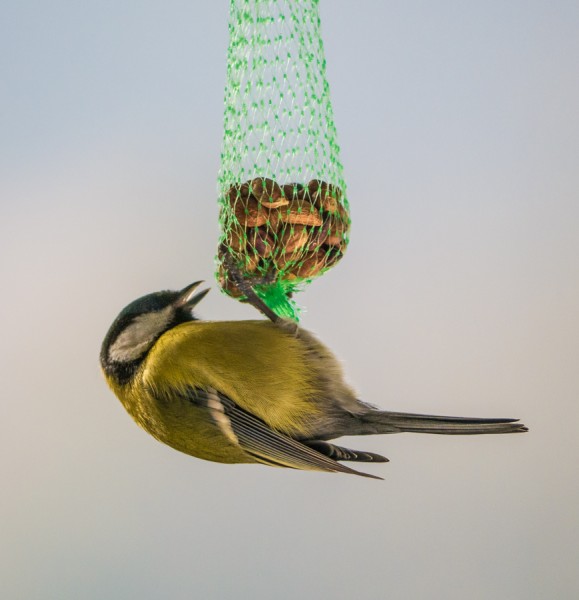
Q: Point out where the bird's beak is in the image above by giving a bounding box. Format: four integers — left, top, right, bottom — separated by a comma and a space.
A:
175, 281, 210, 309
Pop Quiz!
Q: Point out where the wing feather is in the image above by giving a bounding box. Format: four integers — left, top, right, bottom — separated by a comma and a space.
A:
187, 387, 381, 480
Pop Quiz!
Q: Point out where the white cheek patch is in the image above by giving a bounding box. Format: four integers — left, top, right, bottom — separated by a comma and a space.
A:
109, 306, 173, 363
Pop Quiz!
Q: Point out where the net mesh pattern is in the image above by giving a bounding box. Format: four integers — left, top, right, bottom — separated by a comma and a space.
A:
216, 0, 349, 320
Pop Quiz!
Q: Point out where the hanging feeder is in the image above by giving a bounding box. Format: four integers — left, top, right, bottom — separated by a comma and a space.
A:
216, 0, 349, 320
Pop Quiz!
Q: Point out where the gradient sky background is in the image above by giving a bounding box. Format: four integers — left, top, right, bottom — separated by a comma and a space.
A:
2, 2, 578, 599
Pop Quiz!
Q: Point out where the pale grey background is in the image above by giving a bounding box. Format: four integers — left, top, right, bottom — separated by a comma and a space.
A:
2, 2, 578, 599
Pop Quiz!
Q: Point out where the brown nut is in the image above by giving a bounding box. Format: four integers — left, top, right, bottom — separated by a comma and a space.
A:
227, 181, 252, 204
251, 177, 288, 208
263, 207, 281, 234
262, 198, 289, 209
307, 180, 342, 213
305, 221, 330, 251
306, 179, 321, 194
319, 193, 339, 213
326, 211, 349, 235
324, 233, 348, 255
292, 251, 326, 279
325, 233, 344, 246
273, 248, 303, 271
243, 253, 260, 273
248, 227, 275, 258
279, 200, 323, 226
319, 245, 344, 267
279, 224, 310, 254
225, 224, 247, 253
282, 183, 304, 201
234, 196, 269, 228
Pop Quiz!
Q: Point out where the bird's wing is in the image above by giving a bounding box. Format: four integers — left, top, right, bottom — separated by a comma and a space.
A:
186, 387, 382, 480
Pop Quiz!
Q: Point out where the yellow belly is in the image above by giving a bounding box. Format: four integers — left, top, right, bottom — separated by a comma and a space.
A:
105, 320, 325, 464
142, 320, 323, 436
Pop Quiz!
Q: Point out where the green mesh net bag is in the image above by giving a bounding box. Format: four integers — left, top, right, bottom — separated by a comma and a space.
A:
216, 0, 349, 320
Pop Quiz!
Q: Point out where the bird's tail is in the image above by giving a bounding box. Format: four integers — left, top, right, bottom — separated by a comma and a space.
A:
358, 409, 528, 435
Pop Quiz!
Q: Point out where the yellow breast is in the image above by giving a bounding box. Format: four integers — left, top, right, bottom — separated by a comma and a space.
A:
142, 320, 322, 436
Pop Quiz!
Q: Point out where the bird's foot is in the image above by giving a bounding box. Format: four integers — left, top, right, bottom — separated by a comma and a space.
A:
223, 258, 282, 324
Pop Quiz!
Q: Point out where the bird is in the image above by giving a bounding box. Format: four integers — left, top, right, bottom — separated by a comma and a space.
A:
100, 281, 527, 480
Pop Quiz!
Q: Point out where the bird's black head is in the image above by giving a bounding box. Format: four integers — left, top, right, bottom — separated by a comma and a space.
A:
100, 281, 209, 384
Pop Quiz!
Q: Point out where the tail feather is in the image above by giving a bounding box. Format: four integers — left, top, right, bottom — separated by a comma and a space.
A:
305, 441, 389, 463
361, 410, 528, 435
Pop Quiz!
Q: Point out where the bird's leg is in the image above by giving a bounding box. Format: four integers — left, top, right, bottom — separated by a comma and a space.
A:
222, 255, 299, 335
224, 259, 282, 324
238, 280, 282, 324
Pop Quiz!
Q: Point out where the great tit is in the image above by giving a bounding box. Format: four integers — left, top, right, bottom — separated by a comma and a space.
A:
100, 282, 527, 479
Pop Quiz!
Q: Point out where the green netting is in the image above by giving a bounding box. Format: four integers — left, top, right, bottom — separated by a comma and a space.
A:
216, 0, 349, 321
